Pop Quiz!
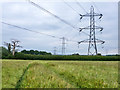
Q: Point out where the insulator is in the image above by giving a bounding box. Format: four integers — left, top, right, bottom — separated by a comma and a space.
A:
80, 17, 82, 20
79, 14, 83, 19
100, 28, 103, 31
78, 42, 81, 44
99, 14, 103, 19
79, 28, 82, 32
101, 41, 105, 44
79, 14, 82, 16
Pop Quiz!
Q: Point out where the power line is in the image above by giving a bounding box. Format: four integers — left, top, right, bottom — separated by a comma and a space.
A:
92, 1, 101, 14
2, 1, 90, 43
29, 0, 77, 29
28, 1, 90, 36
75, 0, 88, 14
73, 0, 93, 36
2, 22, 61, 39
2, 21, 79, 43
62, 1, 93, 39
89, 1, 103, 35
62, 0, 80, 15
2, 21, 80, 55
89, 0, 101, 14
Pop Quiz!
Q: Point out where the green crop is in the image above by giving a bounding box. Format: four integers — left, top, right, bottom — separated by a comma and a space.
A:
2, 60, 118, 88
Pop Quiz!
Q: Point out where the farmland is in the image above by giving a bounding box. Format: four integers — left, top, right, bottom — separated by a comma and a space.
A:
2, 60, 118, 88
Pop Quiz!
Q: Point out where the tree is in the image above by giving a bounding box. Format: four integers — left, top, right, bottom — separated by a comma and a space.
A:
72, 53, 79, 55
29, 50, 35, 54
21, 50, 52, 55
21, 50, 27, 54
34, 50, 39, 55
11, 39, 22, 56
0, 47, 9, 58
4, 42, 11, 53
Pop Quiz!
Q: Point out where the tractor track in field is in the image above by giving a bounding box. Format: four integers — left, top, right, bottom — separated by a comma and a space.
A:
31, 62, 75, 88
15, 62, 76, 88
15, 63, 31, 88
43, 63, 79, 88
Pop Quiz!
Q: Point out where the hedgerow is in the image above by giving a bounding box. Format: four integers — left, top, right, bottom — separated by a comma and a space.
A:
2, 52, 119, 61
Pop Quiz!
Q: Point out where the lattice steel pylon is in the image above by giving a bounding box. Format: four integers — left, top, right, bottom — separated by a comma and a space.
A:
78, 6, 105, 55
62, 37, 65, 55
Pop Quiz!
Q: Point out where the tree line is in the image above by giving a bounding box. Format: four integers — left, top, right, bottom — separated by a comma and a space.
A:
0, 46, 119, 61
21, 50, 52, 55
0, 46, 52, 57
2, 39, 52, 56
0, 39, 119, 61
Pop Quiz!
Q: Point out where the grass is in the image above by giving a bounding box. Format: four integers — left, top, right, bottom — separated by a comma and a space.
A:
2, 59, 118, 88
2, 60, 31, 88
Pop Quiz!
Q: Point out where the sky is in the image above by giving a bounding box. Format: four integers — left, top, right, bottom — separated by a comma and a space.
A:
0, 0, 118, 55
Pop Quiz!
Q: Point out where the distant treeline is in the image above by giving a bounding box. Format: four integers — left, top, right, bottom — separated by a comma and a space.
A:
21, 50, 52, 55
0, 47, 119, 61
0, 46, 52, 58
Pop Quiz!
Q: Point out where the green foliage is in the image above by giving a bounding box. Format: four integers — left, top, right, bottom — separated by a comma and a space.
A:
0, 47, 9, 59
97, 53, 101, 56
3, 54, 119, 61
72, 53, 79, 55
2, 60, 118, 88
1, 47, 9, 56
21, 50, 52, 55
1, 46, 119, 61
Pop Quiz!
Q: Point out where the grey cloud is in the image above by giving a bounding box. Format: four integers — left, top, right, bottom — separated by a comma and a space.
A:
1, 1, 118, 55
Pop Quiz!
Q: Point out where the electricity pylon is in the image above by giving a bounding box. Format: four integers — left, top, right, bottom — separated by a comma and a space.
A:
61, 37, 66, 55
78, 6, 105, 55
53, 47, 57, 55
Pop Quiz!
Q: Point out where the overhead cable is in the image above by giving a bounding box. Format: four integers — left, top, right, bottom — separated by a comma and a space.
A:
29, 0, 90, 36
2, 21, 79, 43
63, 0, 80, 15
29, 0, 77, 29
75, 0, 88, 14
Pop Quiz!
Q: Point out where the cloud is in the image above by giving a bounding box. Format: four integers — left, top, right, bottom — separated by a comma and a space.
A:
1, 1, 118, 55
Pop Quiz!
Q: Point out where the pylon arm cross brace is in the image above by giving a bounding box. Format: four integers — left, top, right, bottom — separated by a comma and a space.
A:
80, 13, 103, 19
79, 26, 103, 32
78, 39, 105, 44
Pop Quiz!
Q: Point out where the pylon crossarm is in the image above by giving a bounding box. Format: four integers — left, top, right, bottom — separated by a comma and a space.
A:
93, 13, 103, 17
79, 26, 103, 32
80, 13, 102, 18
78, 39, 89, 44
79, 26, 90, 32
79, 14, 91, 19
78, 39, 105, 44
95, 26, 103, 31
96, 39, 105, 44
95, 26, 103, 29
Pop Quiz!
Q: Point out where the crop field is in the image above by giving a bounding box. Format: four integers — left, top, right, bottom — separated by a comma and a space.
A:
2, 60, 118, 88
